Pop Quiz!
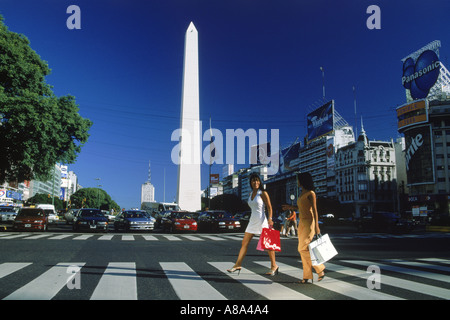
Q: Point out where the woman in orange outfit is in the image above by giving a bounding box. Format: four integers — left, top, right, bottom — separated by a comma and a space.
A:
283, 172, 325, 284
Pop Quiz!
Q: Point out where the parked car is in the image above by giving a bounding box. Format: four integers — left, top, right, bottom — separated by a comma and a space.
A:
13, 207, 48, 231
64, 209, 79, 224
0, 206, 18, 223
114, 210, 155, 232
161, 211, 197, 233
356, 211, 413, 233
197, 210, 241, 232
73, 208, 109, 232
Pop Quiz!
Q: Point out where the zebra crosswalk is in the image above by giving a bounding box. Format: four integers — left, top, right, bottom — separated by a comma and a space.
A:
1, 232, 449, 242
0, 232, 245, 242
1, 258, 449, 300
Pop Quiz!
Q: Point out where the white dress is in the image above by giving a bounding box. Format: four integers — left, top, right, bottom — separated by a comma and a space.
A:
245, 190, 269, 235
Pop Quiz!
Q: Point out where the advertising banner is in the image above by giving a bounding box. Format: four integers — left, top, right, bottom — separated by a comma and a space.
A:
404, 125, 434, 185
210, 174, 219, 184
397, 99, 428, 130
401, 40, 441, 101
307, 100, 334, 143
279, 142, 300, 174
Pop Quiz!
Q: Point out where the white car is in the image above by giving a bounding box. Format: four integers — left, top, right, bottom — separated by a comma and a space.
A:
48, 213, 59, 224
0, 206, 18, 223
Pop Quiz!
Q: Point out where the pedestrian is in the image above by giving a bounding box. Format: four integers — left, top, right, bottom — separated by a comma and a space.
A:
284, 210, 297, 237
227, 173, 279, 276
282, 172, 325, 284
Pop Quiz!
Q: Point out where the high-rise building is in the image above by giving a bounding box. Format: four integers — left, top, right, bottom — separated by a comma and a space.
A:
141, 161, 155, 204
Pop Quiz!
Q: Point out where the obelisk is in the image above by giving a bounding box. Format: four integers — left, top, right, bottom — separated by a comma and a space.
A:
176, 22, 201, 212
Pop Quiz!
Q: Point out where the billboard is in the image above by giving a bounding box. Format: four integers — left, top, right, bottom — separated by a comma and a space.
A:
278, 142, 300, 174
402, 41, 441, 100
404, 125, 434, 185
397, 99, 428, 130
307, 100, 334, 143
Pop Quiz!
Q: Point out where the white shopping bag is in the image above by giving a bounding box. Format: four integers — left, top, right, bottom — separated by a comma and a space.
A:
308, 233, 338, 266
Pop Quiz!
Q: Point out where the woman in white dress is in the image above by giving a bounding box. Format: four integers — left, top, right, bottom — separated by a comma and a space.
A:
227, 173, 279, 276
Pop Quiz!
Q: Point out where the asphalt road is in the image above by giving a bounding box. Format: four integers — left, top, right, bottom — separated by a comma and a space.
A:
1, 223, 449, 307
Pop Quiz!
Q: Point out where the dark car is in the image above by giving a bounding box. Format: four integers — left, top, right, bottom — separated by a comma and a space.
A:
234, 211, 250, 230
161, 211, 197, 233
356, 211, 413, 233
13, 207, 48, 231
197, 211, 241, 233
114, 210, 155, 232
73, 208, 108, 232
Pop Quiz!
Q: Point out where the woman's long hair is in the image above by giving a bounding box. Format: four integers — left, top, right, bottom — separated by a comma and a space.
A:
297, 172, 315, 191
249, 173, 264, 191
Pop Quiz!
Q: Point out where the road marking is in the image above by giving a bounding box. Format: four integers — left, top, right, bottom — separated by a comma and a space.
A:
98, 234, 114, 240
182, 235, 204, 241
255, 261, 402, 300
209, 261, 313, 300
339, 260, 450, 300
121, 235, 134, 241
142, 235, 158, 241
160, 262, 226, 300
163, 235, 181, 241
202, 235, 226, 241
73, 234, 93, 240
0, 263, 32, 279
3, 262, 85, 300
49, 234, 72, 240
23, 234, 54, 240
0, 234, 29, 239
383, 259, 450, 282
90, 262, 137, 300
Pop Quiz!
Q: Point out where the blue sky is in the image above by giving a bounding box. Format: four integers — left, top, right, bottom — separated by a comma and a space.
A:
1, 0, 449, 209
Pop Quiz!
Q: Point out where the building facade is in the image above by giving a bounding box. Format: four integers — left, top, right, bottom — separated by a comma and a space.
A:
335, 125, 398, 217
141, 181, 155, 204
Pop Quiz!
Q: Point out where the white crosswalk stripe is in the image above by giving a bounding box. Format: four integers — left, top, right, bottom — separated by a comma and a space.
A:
3, 262, 85, 300
1, 259, 449, 300
254, 261, 402, 300
90, 262, 137, 300
340, 260, 450, 299
0, 263, 32, 279
161, 262, 226, 300
209, 261, 313, 300
0, 233, 246, 242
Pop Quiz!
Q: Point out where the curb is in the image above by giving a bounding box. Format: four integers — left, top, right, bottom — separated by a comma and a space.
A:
426, 225, 450, 233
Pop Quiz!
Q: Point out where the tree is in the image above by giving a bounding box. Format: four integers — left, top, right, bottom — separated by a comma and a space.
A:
70, 188, 120, 212
26, 193, 64, 211
0, 15, 92, 183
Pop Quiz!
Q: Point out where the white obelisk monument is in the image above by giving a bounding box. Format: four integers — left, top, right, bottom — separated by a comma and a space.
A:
176, 22, 201, 211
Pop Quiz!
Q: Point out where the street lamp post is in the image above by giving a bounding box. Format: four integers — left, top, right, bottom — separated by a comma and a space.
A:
95, 178, 101, 209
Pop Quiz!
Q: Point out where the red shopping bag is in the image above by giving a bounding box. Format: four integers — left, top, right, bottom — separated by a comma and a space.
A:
256, 227, 281, 252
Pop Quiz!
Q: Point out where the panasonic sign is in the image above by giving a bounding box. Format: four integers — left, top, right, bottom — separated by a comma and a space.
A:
401, 41, 441, 100
402, 60, 440, 87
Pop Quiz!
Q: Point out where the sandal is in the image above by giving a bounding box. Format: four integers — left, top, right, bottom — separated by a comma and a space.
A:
297, 279, 313, 284
227, 266, 242, 275
317, 272, 325, 282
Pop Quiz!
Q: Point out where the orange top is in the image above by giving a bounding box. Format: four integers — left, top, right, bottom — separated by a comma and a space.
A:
297, 190, 315, 220
287, 211, 296, 221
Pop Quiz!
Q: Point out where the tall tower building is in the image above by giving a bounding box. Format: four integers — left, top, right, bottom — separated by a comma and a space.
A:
141, 161, 155, 204
176, 22, 201, 211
